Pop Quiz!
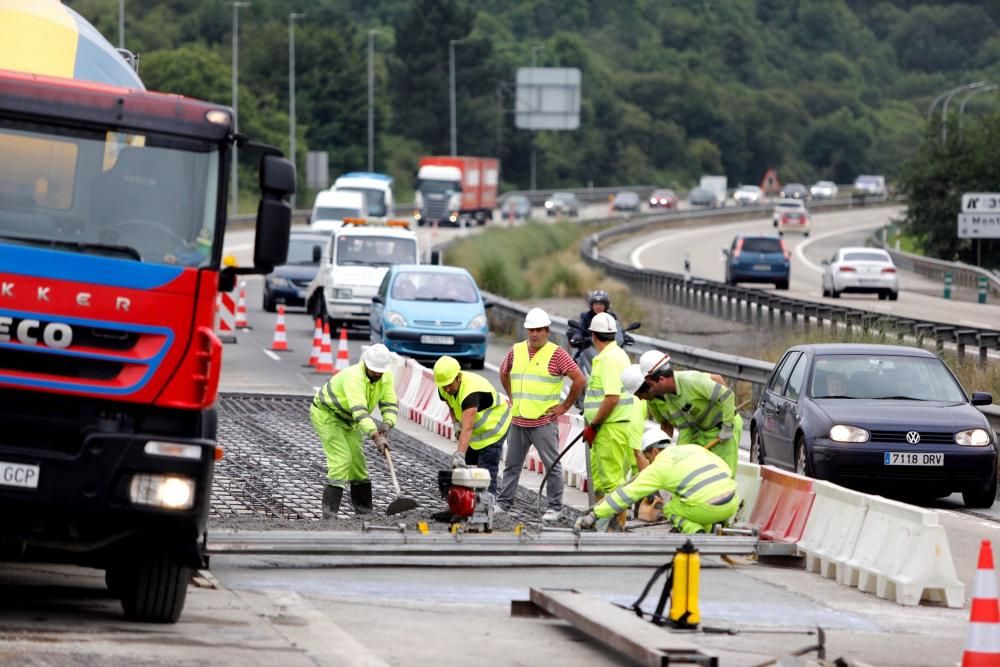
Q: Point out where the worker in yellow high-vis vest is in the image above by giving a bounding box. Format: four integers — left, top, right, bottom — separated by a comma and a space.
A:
498, 308, 585, 521
310, 344, 397, 518
576, 444, 739, 534
434, 356, 512, 496
580, 312, 635, 528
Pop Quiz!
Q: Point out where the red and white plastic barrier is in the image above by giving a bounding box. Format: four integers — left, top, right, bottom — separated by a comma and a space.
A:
747, 466, 815, 544
214, 292, 237, 344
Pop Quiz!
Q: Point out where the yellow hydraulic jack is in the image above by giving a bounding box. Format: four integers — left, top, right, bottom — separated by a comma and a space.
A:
620, 539, 701, 629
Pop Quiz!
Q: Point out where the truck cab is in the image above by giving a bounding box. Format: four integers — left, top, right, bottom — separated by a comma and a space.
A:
306, 219, 420, 330
332, 171, 395, 219
309, 189, 366, 232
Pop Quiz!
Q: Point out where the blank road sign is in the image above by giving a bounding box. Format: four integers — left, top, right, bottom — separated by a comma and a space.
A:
515, 67, 581, 130
957, 212, 1000, 239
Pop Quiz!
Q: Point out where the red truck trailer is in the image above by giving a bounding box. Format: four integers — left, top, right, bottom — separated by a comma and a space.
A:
413, 156, 499, 226
0, 3, 294, 623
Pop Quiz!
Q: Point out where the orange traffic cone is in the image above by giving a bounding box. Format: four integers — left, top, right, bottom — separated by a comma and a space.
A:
235, 281, 250, 329
334, 327, 350, 371
963, 539, 1000, 667
271, 304, 289, 351
315, 323, 334, 373
308, 318, 322, 367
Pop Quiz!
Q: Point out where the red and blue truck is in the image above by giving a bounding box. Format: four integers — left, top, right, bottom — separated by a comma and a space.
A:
0, 3, 293, 621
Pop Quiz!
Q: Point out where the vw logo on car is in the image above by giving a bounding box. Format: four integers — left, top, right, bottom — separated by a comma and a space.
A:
906, 431, 921, 444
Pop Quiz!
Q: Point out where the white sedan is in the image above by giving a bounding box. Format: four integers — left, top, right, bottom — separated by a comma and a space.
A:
810, 180, 839, 199
821, 247, 899, 300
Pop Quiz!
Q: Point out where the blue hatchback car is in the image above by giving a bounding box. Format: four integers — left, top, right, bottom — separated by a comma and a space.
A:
370, 265, 488, 368
723, 234, 790, 290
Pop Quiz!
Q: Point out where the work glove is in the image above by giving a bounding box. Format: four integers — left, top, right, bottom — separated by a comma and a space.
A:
450, 450, 467, 469
717, 423, 734, 442
574, 511, 597, 531
377, 421, 393, 435
372, 433, 390, 456
582, 423, 600, 446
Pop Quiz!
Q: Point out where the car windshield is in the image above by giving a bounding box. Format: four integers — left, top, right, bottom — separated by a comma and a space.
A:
810, 354, 965, 401
285, 237, 322, 264
856, 177, 880, 186
336, 187, 387, 217
737, 187, 759, 193
742, 238, 783, 253
553, 193, 574, 201
843, 251, 890, 263
0, 118, 220, 267
315, 207, 361, 222
617, 192, 638, 202
335, 235, 417, 266
653, 189, 675, 197
392, 271, 478, 303
506, 196, 528, 206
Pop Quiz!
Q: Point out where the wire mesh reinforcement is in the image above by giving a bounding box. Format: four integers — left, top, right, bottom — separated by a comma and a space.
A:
212, 393, 577, 529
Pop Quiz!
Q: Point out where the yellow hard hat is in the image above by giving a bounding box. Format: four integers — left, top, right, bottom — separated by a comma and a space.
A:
433, 356, 461, 387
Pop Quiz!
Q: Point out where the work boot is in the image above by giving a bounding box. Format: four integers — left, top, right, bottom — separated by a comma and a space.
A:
322, 485, 344, 520
350, 481, 373, 515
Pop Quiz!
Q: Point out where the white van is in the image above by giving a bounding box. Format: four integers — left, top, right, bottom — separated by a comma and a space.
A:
305, 219, 420, 329
309, 190, 366, 232
332, 172, 394, 219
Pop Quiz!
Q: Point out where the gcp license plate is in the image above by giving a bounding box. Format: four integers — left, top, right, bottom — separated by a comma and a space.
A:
0, 460, 40, 489
884, 452, 943, 466
752, 264, 771, 271
420, 335, 455, 345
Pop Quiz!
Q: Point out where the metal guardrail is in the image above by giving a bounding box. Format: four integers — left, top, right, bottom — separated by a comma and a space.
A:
870, 228, 1000, 299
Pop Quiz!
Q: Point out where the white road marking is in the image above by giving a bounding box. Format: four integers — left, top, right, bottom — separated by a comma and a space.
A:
263, 349, 281, 361
629, 217, 770, 268
485, 361, 501, 373
794, 221, 890, 274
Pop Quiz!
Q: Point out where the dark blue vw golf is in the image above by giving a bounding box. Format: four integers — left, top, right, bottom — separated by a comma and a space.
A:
750, 343, 997, 508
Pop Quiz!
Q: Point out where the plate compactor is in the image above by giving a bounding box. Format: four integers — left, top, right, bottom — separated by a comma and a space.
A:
435, 467, 495, 532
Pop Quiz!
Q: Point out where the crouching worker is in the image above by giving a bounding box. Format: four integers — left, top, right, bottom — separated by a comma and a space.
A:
311, 344, 397, 518
575, 443, 739, 534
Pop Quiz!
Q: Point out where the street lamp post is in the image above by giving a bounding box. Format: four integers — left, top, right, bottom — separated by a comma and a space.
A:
288, 12, 305, 209
449, 39, 464, 156
231, 2, 250, 217
368, 29, 377, 172
941, 81, 986, 143
118, 0, 125, 49
959, 84, 999, 133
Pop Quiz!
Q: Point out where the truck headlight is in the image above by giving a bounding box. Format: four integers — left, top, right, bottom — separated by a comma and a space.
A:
956, 429, 991, 447
387, 311, 407, 326
129, 473, 195, 510
467, 314, 487, 330
829, 425, 869, 443
331, 288, 353, 299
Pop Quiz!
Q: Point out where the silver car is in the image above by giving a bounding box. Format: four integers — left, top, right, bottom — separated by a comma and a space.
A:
544, 191, 581, 216
821, 247, 899, 300
810, 180, 838, 200
733, 185, 764, 206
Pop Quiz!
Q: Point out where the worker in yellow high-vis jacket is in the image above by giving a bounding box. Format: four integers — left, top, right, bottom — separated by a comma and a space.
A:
434, 355, 512, 496
576, 444, 739, 534
310, 344, 398, 518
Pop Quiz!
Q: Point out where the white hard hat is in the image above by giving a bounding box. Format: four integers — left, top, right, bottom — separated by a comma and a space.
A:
641, 427, 672, 452
639, 350, 671, 375
362, 344, 391, 373
588, 312, 617, 334
621, 364, 647, 394
524, 307, 551, 329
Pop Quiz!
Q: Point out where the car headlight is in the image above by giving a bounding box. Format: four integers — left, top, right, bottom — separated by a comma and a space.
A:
829, 425, 870, 443
467, 314, 487, 330
956, 429, 991, 447
129, 473, 195, 510
544, 201, 553, 208
387, 310, 407, 327
331, 288, 353, 299
269, 277, 292, 288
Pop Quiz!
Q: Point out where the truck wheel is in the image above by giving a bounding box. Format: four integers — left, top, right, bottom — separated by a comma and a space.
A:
117, 552, 192, 623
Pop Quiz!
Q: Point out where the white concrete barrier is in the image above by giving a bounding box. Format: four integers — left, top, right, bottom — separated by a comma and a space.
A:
839, 496, 964, 608
734, 462, 761, 524
798, 480, 869, 581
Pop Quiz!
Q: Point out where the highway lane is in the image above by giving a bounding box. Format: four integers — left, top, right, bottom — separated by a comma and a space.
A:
617, 206, 1000, 331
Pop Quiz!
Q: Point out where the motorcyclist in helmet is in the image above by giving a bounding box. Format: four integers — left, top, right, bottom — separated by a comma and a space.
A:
572, 290, 618, 346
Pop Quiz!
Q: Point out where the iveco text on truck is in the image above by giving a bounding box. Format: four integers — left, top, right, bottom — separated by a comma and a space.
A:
0, 3, 294, 623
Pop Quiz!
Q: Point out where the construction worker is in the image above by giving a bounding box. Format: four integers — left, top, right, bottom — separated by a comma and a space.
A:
575, 443, 739, 534
581, 312, 635, 527
434, 355, 512, 496
310, 344, 398, 518
621, 352, 741, 476
498, 307, 586, 521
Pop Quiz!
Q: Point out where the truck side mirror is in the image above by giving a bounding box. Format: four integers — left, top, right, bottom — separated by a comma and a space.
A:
429, 250, 441, 265
313, 245, 322, 263
253, 155, 295, 272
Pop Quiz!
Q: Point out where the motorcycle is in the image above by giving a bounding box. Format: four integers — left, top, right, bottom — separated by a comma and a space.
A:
566, 318, 641, 408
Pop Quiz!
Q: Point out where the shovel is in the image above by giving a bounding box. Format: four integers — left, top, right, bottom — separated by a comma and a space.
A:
384, 450, 419, 516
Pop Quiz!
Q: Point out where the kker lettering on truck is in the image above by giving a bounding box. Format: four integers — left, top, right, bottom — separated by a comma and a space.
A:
0, 317, 73, 348
0, 282, 131, 311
